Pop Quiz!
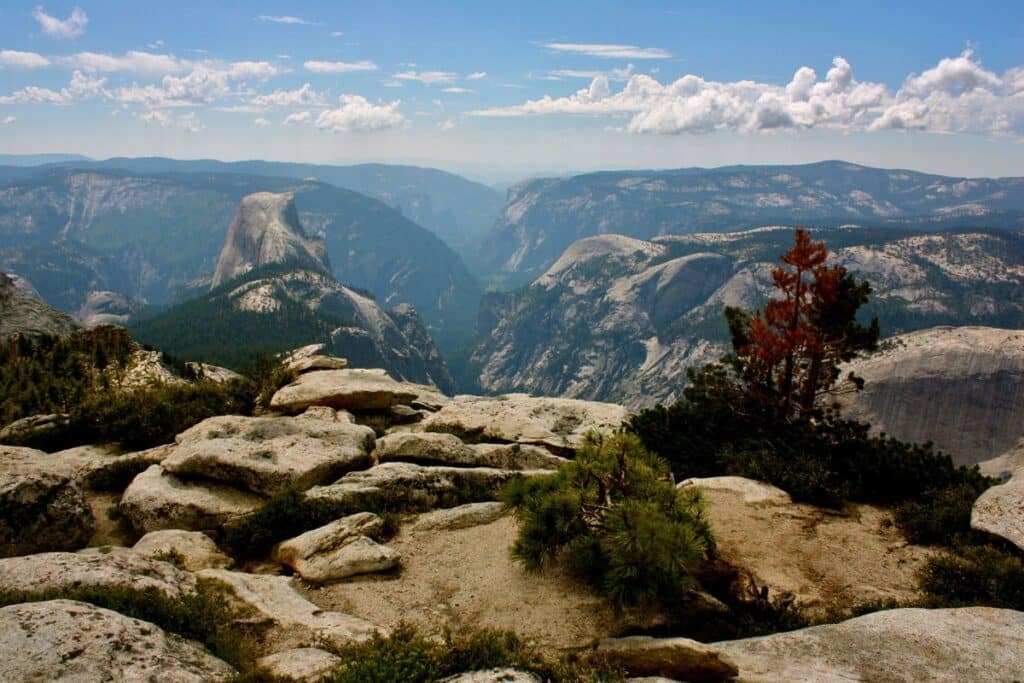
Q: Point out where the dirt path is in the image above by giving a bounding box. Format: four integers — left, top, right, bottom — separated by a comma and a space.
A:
299, 515, 624, 653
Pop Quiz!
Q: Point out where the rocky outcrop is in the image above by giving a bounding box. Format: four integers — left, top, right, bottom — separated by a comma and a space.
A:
257, 648, 342, 682
376, 432, 567, 470
679, 476, 792, 506
120, 465, 264, 533
971, 467, 1024, 551
0, 271, 78, 338
418, 394, 630, 452
713, 607, 1024, 682
0, 445, 94, 557
411, 502, 507, 531
284, 345, 349, 373
272, 512, 400, 582
76, 289, 144, 327
0, 547, 196, 597
440, 670, 542, 683
0, 412, 69, 445
271, 368, 422, 413
593, 635, 739, 682
0, 600, 235, 682
162, 415, 375, 496
211, 192, 330, 288
132, 530, 232, 571
198, 569, 382, 649
841, 326, 1024, 466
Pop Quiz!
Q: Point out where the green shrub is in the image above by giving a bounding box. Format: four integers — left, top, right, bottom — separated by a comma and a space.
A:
918, 544, 1024, 610
0, 580, 260, 670
894, 481, 992, 546
501, 432, 713, 607
84, 457, 155, 492
322, 623, 623, 683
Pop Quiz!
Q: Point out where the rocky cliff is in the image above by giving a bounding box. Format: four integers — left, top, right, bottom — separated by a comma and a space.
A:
484, 161, 1024, 286
211, 192, 330, 288
0, 272, 78, 339
473, 227, 1024, 409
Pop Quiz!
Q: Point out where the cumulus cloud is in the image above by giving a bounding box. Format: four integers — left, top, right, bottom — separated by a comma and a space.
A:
314, 94, 403, 132
67, 51, 189, 75
252, 83, 325, 108
393, 70, 456, 85
0, 50, 50, 68
471, 50, 1024, 138
467, 71, 487, 80
0, 69, 106, 104
33, 6, 88, 39
304, 59, 378, 73
541, 42, 670, 59
438, 119, 455, 130
283, 110, 312, 125
138, 109, 203, 132
253, 117, 270, 127
256, 15, 318, 25
547, 64, 634, 81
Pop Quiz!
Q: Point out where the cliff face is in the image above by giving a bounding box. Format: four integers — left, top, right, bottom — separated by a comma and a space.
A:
841, 326, 1024, 467
211, 192, 330, 289
0, 272, 78, 339
473, 227, 1024, 409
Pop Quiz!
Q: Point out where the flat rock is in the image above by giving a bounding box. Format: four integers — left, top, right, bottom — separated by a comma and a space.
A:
376, 432, 566, 470
418, 394, 629, 451
198, 569, 382, 649
0, 546, 196, 597
0, 412, 68, 445
307, 462, 547, 510
412, 502, 507, 531
121, 465, 264, 533
440, 670, 542, 683
287, 354, 349, 374
270, 368, 420, 412
132, 530, 232, 571
163, 415, 374, 496
0, 600, 235, 682
679, 476, 792, 506
272, 512, 400, 582
971, 467, 1024, 551
714, 607, 1024, 682
257, 647, 342, 682
0, 445, 94, 557
594, 635, 738, 682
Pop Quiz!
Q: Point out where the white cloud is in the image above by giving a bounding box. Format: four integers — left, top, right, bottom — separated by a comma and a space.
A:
253, 117, 270, 127
252, 83, 325, 108
0, 86, 65, 104
283, 110, 312, 125
0, 116, 14, 124
226, 61, 280, 80
541, 42, 670, 59
33, 6, 88, 39
438, 119, 455, 130
147, 40, 165, 50
330, 31, 344, 37
138, 109, 203, 132
393, 70, 457, 85
314, 94, 403, 132
256, 15, 318, 25
443, 86, 476, 94
548, 64, 634, 81
471, 51, 1024, 138
304, 59, 378, 73
68, 51, 189, 75
0, 69, 106, 104
467, 71, 487, 80
0, 50, 50, 68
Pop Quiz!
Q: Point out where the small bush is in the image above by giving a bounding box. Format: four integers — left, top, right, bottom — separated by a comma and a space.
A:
501, 432, 713, 608
84, 457, 155, 492
919, 544, 1024, 610
321, 623, 623, 683
894, 481, 991, 546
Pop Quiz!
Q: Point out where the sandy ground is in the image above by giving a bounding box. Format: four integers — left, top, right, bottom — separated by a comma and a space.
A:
86, 491, 137, 547
701, 488, 937, 614
298, 515, 625, 653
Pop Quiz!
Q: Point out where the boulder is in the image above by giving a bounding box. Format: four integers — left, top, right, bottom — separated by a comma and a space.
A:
0, 445, 94, 557
198, 569, 382, 649
375, 432, 567, 470
971, 466, 1024, 551
470, 443, 569, 470
678, 476, 792, 506
714, 607, 1024, 682
594, 636, 738, 682
120, 465, 263, 534
287, 354, 349, 374
272, 512, 400, 582
0, 600, 235, 682
418, 394, 629, 451
50, 443, 169, 489
297, 406, 356, 423
0, 546, 196, 597
257, 648, 342, 682
270, 368, 420, 412
307, 462, 547, 510
132, 530, 233, 571
412, 502, 507, 531
162, 415, 375, 496
440, 670, 542, 683
0, 412, 68, 445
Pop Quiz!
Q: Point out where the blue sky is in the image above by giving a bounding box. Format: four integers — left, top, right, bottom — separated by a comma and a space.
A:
0, 1, 1022, 181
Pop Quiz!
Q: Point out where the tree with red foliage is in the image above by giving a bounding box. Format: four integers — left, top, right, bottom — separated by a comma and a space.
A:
724, 229, 879, 421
